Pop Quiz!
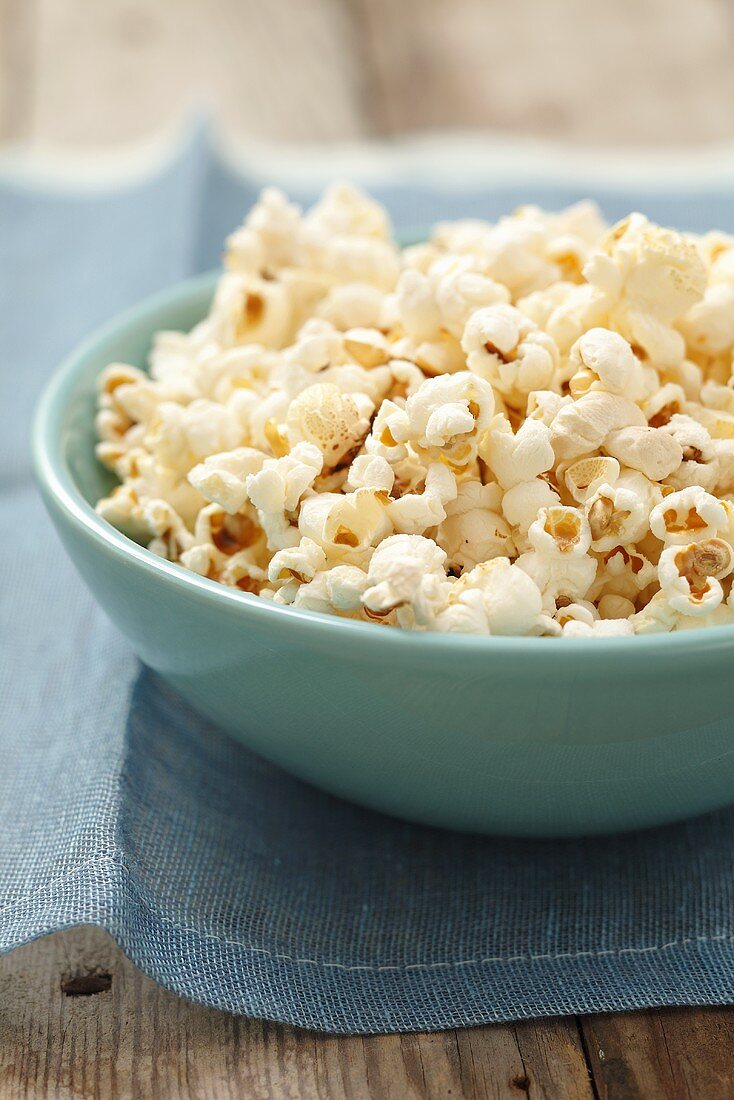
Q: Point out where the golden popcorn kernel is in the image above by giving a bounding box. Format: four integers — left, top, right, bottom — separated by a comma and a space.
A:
344, 336, 390, 368
333, 525, 359, 548
264, 418, 289, 458
588, 498, 614, 541
483, 340, 512, 364
569, 368, 595, 398
235, 575, 262, 594
235, 291, 265, 339
544, 509, 581, 552
663, 507, 707, 534
676, 539, 732, 582
211, 513, 258, 556
648, 402, 680, 428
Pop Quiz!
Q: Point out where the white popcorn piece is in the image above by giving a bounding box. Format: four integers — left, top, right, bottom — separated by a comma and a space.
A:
598, 594, 637, 620
594, 544, 657, 604
188, 447, 265, 514
480, 414, 555, 490
388, 372, 495, 468
345, 454, 395, 493
649, 486, 728, 545
553, 599, 598, 630
567, 328, 644, 398
516, 544, 597, 610
562, 618, 634, 638
386, 461, 457, 535
660, 414, 718, 492
501, 478, 561, 534
245, 442, 323, 549
436, 479, 514, 572
658, 539, 734, 616
584, 214, 706, 368
285, 382, 374, 467
299, 487, 392, 563
549, 391, 646, 461
603, 425, 683, 482
268, 536, 328, 586
433, 590, 491, 635
361, 534, 449, 625
209, 272, 293, 349
678, 283, 734, 360
585, 479, 652, 552
325, 564, 370, 612
528, 506, 592, 559
449, 557, 543, 635
630, 591, 681, 634
563, 455, 621, 504
316, 282, 385, 331
461, 304, 558, 401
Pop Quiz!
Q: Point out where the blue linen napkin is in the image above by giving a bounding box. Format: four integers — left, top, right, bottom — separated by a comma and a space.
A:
3, 123, 734, 1034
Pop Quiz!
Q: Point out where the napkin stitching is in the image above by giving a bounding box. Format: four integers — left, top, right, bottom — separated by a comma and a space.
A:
3, 851, 734, 973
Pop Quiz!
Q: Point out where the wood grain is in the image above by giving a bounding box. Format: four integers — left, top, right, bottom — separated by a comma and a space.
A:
580, 1009, 734, 1100
18, 0, 734, 148
0, 0, 36, 140
349, 0, 734, 145
0, 926, 598, 1100
27, 0, 368, 146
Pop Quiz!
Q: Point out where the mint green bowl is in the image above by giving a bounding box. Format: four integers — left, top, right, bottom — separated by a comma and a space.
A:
33, 272, 734, 837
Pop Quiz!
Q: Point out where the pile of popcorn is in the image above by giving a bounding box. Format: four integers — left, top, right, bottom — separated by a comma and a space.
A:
95, 184, 734, 637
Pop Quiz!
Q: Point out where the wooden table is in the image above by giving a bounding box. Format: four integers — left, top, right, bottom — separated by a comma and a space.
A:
3, 1, 734, 1096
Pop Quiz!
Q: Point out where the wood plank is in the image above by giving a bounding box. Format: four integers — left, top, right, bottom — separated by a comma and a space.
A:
27, 0, 369, 146
0, 926, 597, 1099
348, 0, 734, 145
580, 1007, 734, 1100
0, 0, 36, 140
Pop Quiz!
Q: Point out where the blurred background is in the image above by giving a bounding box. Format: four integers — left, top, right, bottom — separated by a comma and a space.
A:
3, 0, 734, 151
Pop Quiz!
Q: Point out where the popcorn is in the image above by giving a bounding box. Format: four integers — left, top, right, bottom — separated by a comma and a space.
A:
188, 447, 265, 514
299, 488, 392, 563
549, 391, 646, 462
658, 539, 734, 616
461, 304, 558, 402
649, 486, 728, 545
385, 461, 457, 534
603, 425, 683, 481
561, 618, 634, 638
527, 506, 592, 559
436, 480, 514, 572
567, 328, 644, 398
246, 443, 323, 549
480, 414, 554, 490
361, 535, 449, 626
95, 186, 734, 636
267, 536, 328, 586
563, 455, 620, 503
387, 372, 495, 468
448, 557, 543, 635
584, 478, 653, 552
285, 383, 374, 467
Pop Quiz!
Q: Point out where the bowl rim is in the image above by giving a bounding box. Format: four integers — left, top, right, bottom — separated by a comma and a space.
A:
32, 269, 734, 661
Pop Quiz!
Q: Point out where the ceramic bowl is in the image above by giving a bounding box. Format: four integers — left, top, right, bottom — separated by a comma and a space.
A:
33, 272, 734, 837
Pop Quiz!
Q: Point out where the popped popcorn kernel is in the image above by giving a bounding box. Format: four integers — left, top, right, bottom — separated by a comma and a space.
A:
94, 187, 734, 636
